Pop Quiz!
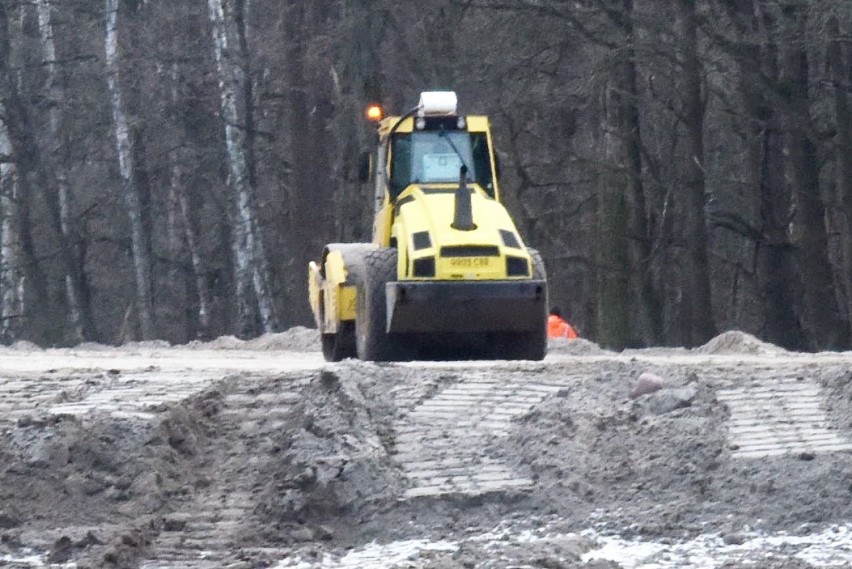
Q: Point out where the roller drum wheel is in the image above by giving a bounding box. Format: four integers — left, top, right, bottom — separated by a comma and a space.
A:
356, 248, 407, 361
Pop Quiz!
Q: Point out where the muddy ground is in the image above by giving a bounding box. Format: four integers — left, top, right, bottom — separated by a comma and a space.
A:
0, 328, 850, 568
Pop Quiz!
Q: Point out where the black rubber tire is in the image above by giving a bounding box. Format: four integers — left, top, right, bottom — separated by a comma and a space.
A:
501, 248, 548, 361
356, 248, 405, 361
321, 321, 356, 362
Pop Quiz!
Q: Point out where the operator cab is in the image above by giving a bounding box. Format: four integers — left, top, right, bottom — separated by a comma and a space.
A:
389, 131, 494, 198
372, 92, 497, 200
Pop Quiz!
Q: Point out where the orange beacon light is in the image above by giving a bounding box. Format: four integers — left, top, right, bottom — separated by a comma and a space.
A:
366, 104, 383, 121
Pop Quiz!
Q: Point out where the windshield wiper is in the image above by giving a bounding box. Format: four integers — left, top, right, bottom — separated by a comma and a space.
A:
438, 130, 471, 181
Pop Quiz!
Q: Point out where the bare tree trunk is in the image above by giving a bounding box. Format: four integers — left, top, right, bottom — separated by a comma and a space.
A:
36, 0, 94, 343
283, 1, 337, 325
334, 0, 383, 243
621, 0, 661, 346
827, 15, 852, 340
674, 0, 715, 347
755, 111, 805, 350
168, 63, 212, 339
596, 79, 632, 349
178, 190, 212, 338
780, 4, 848, 350
208, 0, 278, 337
104, 0, 155, 340
0, 2, 51, 342
0, 105, 23, 342
724, 2, 806, 350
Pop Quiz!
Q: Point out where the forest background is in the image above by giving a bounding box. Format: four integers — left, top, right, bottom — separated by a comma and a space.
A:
0, 0, 850, 351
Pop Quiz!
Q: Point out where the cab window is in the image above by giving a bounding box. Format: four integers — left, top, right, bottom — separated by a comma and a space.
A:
470, 133, 493, 194
389, 131, 494, 198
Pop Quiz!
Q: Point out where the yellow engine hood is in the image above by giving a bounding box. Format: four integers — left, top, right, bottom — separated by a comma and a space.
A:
397, 186, 517, 241
392, 184, 530, 280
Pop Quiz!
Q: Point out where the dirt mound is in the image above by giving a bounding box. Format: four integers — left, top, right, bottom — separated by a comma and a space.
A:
243, 326, 320, 352
8, 340, 42, 352
121, 340, 173, 350
5, 415, 174, 522
182, 327, 321, 352
254, 363, 403, 531
696, 330, 785, 355
0, 394, 216, 566
187, 335, 246, 349
73, 342, 117, 351
547, 337, 610, 356
505, 357, 852, 544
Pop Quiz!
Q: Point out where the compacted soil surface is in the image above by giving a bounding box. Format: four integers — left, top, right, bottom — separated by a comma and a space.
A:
0, 328, 851, 568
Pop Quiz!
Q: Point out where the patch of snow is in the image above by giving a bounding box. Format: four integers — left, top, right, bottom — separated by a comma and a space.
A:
581, 525, 852, 568
0, 550, 76, 568
275, 522, 852, 569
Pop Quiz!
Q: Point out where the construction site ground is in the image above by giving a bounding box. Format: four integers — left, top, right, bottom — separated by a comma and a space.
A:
1, 328, 851, 568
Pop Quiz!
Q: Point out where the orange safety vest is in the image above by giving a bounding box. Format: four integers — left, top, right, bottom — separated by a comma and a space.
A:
547, 314, 578, 339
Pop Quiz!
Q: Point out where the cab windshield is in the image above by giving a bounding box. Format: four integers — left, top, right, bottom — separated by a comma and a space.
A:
389, 131, 493, 198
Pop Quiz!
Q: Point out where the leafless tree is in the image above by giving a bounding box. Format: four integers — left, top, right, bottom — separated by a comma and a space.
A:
105, 0, 156, 340
780, 3, 848, 349
208, 0, 278, 336
0, 104, 22, 342
827, 14, 852, 341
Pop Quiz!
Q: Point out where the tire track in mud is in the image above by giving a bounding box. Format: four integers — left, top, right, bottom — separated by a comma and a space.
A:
0, 373, 95, 422
718, 378, 852, 459
0, 355, 319, 568
0, 349, 323, 423
0, 371, 220, 428
140, 378, 307, 569
48, 371, 216, 420
392, 374, 563, 498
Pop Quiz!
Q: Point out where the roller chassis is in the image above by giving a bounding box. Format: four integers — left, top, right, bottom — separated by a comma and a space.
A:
309, 92, 548, 362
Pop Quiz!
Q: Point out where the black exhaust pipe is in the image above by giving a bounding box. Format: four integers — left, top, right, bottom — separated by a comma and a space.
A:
451, 165, 476, 231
